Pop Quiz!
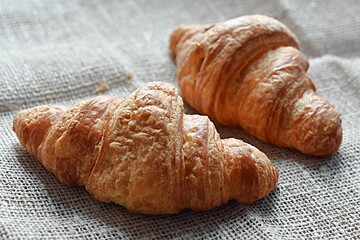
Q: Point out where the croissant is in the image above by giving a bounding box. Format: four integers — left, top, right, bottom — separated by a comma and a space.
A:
170, 15, 342, 156
13, 82, 278, 214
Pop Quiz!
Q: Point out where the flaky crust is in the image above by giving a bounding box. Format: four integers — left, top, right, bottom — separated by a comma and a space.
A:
170, 15, 342, 156
13, 82, 278, 214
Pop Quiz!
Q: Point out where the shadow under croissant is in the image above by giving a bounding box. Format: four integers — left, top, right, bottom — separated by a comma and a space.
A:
13, 142, 280, 238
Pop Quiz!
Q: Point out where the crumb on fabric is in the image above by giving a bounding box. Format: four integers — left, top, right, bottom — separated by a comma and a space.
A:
124, 72, 132, 84
95, 79, 110, 93
139, 58, 148, 64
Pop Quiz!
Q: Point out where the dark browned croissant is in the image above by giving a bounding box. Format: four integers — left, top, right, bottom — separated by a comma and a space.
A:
13, 82, 278, 214
170, 15, 342, 156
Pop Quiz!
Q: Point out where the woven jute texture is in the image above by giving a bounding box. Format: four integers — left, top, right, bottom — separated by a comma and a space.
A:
1, 0, 359, 239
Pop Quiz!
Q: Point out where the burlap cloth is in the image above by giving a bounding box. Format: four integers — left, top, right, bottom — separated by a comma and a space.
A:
1, 0, 359, 239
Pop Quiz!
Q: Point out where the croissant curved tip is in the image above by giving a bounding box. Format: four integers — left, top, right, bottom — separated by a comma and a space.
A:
169, 24, 196, 55
223, 138, 279, 204
169, 25, 186, 55
13, 105, 66, 157
301, 117, 343, 157
290, 91, 343, 157
169, 24, 212, 56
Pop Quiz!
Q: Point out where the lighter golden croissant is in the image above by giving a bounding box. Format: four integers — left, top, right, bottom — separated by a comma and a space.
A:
170, 15, 342, 156
13, 82, 278, 214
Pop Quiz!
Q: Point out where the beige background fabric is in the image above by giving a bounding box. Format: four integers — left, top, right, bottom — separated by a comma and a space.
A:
1, 0, 359, 239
